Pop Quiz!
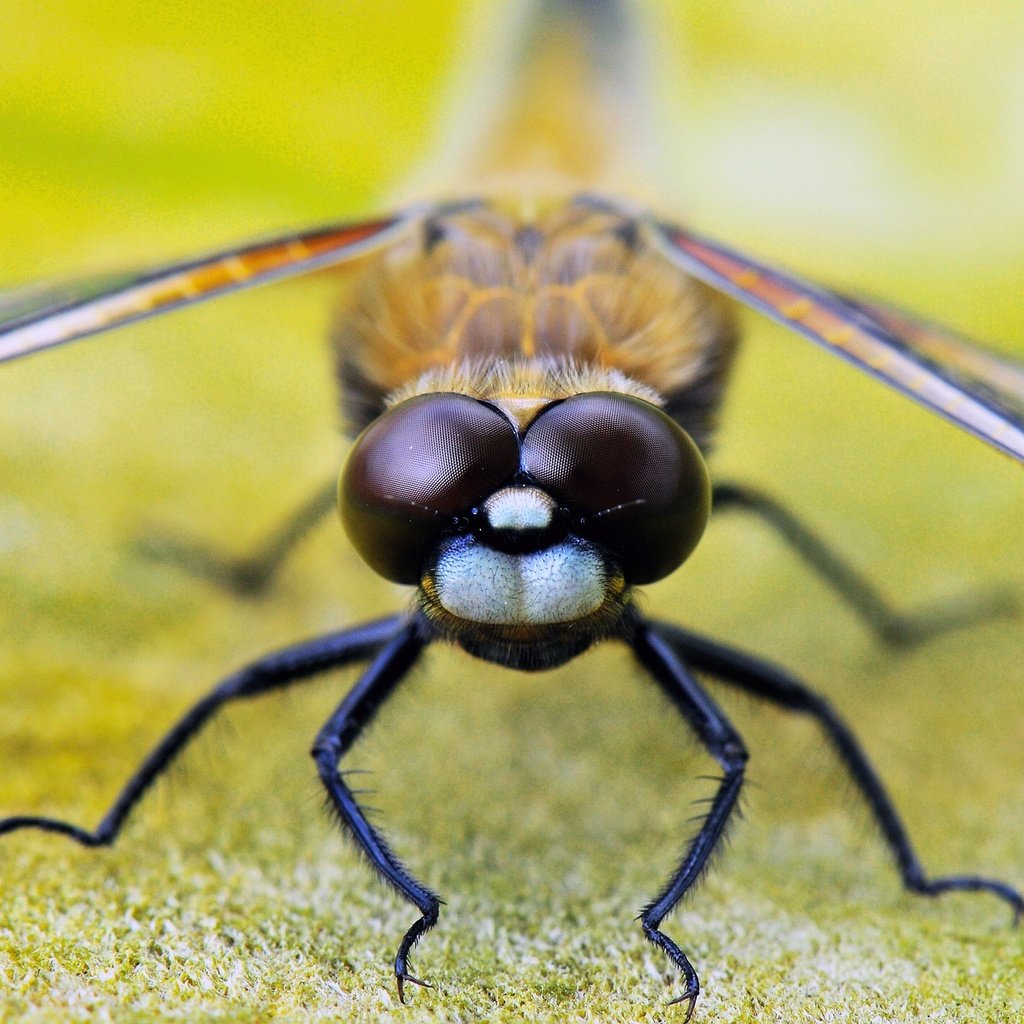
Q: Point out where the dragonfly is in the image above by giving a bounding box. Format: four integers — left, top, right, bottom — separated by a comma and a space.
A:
1, 0, 1022, 1017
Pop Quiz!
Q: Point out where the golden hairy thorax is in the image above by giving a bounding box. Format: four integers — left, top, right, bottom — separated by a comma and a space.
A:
334, 199, 738, 449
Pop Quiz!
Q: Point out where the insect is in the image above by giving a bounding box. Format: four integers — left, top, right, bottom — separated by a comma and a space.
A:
2, 0, 1022, 1018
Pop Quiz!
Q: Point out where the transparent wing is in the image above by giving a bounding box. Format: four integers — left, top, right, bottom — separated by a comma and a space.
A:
650, 220, 1024, 464
0, 212, 418, 364
836, 292, 1024, 410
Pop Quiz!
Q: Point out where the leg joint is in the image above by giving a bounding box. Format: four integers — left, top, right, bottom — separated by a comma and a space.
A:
719, 738, 748, 773
310, 742, 340, 773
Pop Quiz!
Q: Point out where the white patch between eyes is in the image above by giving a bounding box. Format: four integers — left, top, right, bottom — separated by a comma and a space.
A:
482, 486, 556, 531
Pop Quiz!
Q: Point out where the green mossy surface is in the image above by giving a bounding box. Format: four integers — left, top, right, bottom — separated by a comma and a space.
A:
1, 3, 1023, 1022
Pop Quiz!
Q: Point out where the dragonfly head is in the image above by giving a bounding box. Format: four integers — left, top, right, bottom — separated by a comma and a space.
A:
339, 390, 710, 669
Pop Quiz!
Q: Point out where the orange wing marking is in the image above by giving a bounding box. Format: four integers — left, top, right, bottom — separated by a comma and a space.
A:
0, 215, 414, 363
650, 220, 1024, 464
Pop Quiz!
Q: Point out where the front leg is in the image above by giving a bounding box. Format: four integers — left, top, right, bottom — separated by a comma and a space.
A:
0, 615, 406, 846
628, 616, 749, 1021
654, 619, 1023, 922
310, 614, 440, 1001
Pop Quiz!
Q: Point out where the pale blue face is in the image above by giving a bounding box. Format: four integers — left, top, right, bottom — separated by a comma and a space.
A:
339, 390, 711, 668
431, 487, 609, 627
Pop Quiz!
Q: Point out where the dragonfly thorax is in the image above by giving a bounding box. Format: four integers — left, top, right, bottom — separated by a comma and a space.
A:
333, 198, 738, 451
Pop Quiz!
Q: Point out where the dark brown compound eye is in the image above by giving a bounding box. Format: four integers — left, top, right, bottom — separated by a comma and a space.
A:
340, 393, 520, 583
521, 392, 710, 583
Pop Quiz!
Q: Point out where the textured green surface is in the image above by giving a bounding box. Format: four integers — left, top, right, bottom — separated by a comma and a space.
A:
1, 3, 1023, 1022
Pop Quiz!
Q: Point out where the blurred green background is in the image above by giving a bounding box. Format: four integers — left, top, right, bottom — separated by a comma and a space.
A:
0, 2, 1022, 1022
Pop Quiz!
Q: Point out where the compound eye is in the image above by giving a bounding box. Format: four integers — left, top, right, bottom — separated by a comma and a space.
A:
340, 393, 519, 583
521, 392, 710, 583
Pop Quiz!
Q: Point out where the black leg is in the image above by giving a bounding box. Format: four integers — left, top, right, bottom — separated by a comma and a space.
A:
0, 614, 406, 846
136, 478, 337, 597
310, 617, 438, 1002
653, 618, 1024, 921
628, 616, 749, 1021
712, 481, 1016, 647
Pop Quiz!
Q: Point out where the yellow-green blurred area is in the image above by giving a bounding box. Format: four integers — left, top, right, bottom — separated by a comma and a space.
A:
1, 2, 1023, 1022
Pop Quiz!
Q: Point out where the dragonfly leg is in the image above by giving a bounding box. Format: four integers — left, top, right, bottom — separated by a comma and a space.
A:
310, 618, 439, 1001
136, 477, 337, 597
654, 620, 1024, 922
0, 615, 406, 846
712, 481, 1017, 647
628, 617, 749, 1020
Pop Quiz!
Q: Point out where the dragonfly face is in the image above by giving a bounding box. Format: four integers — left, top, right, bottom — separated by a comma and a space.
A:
332, 200, 723, 669
340, 386, 710, 669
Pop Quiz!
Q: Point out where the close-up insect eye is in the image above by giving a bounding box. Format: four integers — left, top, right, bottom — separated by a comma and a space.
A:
521, 392, 710, 582
339, 392, 520, 583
